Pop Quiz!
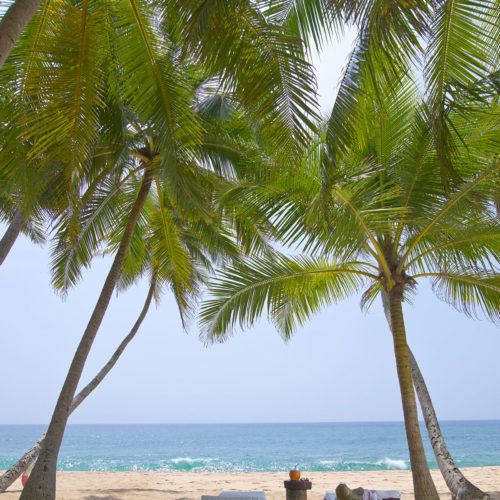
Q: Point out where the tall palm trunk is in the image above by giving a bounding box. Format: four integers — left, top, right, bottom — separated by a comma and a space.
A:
388, 289, 439, 500
409, 349, 489, 500
0, 208, 24, 265
0, 274, 156, 493
0, 0, 43, 68
20, 166, 153, 500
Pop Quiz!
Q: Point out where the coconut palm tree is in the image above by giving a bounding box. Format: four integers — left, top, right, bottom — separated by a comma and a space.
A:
18, 55, 294, 500
200, 78, 499, 500
0, 0, 318, 495
2, 86, 277, 491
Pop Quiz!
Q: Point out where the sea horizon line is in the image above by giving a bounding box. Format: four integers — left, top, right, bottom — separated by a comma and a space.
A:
1, 418, 499, 426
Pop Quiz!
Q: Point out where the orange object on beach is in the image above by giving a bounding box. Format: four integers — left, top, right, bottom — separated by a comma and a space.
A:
21, 464, 33, 487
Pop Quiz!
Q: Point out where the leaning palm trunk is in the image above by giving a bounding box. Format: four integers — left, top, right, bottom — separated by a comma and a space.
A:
0, 208, 24, 265
0, 0, 43, 68
409, 349, 489, 500
0, 274, 156, 493
20, 167, 153, 500
388, 289, 440, 500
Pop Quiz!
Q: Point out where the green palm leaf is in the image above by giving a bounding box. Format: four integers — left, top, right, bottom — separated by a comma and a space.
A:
109, 0, 201, 155
19, 0, 106, 168
424, 0, 496, 183
416, 269, 500, 322
404, 221, 500, 275
167, 0, 319, 151
261, 0, 340, 52
398, 159, 500, 273
50, 171, 136, 292
200, 255, 374, 341
148, 179, 194, 313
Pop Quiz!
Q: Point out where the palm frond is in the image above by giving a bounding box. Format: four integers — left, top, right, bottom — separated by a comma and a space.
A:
19, 0, 107, 170
168, 0, 319, 151
416, 268, 500, 323
50, 165, 142, 292
424, 0, 495, 184
261, 0, 341, 52
200, 254, 374, 342
398, 159, 500, 273
110, 0, 202, 157
149, 179, 194, 316
404, 220, 500, 275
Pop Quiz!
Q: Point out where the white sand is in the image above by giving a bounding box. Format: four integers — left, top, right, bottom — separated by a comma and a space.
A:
2, 467, 500, 499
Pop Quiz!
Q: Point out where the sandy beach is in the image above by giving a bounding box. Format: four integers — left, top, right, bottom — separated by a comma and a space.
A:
2, 467, 499, 499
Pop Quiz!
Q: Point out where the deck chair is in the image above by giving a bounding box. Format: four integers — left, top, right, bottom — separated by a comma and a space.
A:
323, 490, 401, 500
202, 492, 266, 500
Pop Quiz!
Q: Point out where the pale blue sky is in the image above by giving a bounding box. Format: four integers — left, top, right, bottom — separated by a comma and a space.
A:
0, 32, 499, 425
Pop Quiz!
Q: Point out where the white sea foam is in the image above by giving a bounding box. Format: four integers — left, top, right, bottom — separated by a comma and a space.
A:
319, 460, 341, 465
170, 457, 214, 464
377, 457, 408, 469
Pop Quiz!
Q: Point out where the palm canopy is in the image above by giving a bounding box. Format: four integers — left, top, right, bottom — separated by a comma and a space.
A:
0, 0, 321, 274
200, 70, 499, 500
201, 77, 499, 340
0, 0, 319, 181
48, 76, 280, 318
267, 0, 499, 187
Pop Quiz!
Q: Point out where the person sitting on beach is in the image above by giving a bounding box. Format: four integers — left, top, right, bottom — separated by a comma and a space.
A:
335, 483, 383, 500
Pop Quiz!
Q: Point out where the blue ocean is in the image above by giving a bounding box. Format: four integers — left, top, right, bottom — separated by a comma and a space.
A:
1, 421, 499, 472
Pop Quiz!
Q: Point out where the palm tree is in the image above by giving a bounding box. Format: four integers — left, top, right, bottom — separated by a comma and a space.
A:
3, 88, 274, 491
0, 0, 318, 495
200, 79, 499, 500
19, 57, 294, 500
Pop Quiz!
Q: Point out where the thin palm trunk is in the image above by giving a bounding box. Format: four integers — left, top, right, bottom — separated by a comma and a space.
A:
0, 274, 156, 493
388, 289, 439, 500
20, 166, 153, 500
0, 208, 24, 265
409, 349, 489, 500
0, 0, 43, 68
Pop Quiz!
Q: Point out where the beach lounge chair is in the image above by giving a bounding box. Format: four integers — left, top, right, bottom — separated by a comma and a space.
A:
202, 492, 266, 500
219, 492, 266, 500
323, 490, 401, 500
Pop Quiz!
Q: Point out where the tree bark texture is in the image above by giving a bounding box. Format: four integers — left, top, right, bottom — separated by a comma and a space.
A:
388, 290, 440, 500
0, 434, 44, 493
20, 167, 153, 500
0, 0, 43, 68
0, 209, 24, 265
409, 349, 489, 500
0, 275, 156, 493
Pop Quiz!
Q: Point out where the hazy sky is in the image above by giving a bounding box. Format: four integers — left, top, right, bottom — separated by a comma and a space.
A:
0, 31, 499, 425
